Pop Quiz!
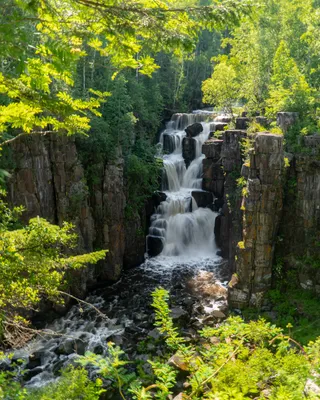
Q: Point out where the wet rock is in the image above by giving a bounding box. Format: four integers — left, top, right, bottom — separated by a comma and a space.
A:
236, 117, 250, 130
24, 367, 44, 381
215, 122, 228, 131
202, 159, 224, 198
147, 235, 164, 257
214, 215, 222, 248
191, 190, 213, 208
187, 271, 228, 300
185, 122, 203, 138
182, 137, 196, 167
26, 352, 42, 370
213, 198, 224, 211
109, 334, 123, 346
163, 133, 176, 153
52, 359, 65, 375
93, 345, 104, 354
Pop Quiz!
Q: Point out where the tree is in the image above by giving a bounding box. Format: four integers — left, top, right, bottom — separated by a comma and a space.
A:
0, 195, 107, 347
266, 41, 314, 117
202, 59, 240, 114
0, 0, 252, 139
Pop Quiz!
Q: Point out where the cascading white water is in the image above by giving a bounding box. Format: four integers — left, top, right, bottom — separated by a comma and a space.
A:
7, 110, 227, 389
147, 111, 220, 259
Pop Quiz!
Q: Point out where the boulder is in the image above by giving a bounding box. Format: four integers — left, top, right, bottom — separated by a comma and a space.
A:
147, 235, 164, 257
185, 122, 203, 138
191, 190, 213, 208
182, 137, 196, 167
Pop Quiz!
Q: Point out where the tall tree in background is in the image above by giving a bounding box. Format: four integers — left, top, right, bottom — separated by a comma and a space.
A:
0, 0, 252, 139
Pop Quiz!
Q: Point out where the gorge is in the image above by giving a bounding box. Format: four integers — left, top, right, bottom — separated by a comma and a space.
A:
2, 110, 319, 389
1, 0, 320, 397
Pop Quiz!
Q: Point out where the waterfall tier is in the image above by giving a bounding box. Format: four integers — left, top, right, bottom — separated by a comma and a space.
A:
147, 111, 220, 258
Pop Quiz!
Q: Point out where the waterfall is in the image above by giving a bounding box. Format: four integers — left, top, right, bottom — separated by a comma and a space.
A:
8, 110, 226, 389
147, 111, 219, 259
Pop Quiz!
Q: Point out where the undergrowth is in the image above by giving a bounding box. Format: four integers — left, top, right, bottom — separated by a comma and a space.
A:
2, 288, 320, 399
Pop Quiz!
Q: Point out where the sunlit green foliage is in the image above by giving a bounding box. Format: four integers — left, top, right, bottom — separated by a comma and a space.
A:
1, 288, 320, 399
0, 194, 106, 345
202, 59, 240, 114
202, 0, 320, 132
0, 0, 251, 138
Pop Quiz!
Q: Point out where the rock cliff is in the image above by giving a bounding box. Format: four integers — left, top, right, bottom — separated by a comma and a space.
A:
202, 125, 320, 308
1, 133, 148, 296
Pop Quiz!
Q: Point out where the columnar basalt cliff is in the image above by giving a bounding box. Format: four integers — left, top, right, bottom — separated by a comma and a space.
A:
229, 133, 284, 308
202, 130, 246, 271
277, 151, 320, 293
1, 133, 147, 296
202, 122, 320, 308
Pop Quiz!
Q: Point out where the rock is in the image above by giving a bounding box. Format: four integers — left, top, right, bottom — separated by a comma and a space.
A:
26, 352, 42, 370
147, 235, 164, 257
255, 116, 268, 127
173, 393, 184, 400
170, 307, 188, 321
214, 216, 222, 248
241, 163, 250, 179
304, 379, 320, 397
202, 159, 224, 198
148, 328, 161, 340
185, 122, 203, 138
191, 190, 213, 208
202, 139, 223, 160
212, 310, 226, 319
187, 271, 228, 300
24, 367, 44, 381
168, 354, 189, 371
230, 133, 284, 308
163, 133, 176, 153
213, 198, 224, 211
236, 117, 250, 130
182, 137, 196, 167
304, 134, 320, 155
213, 122, 228, 132
228, 274, 239, 288
277, 112, 299, 133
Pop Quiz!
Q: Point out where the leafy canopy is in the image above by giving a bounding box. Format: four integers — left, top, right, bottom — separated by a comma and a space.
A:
0, 0, 252, 137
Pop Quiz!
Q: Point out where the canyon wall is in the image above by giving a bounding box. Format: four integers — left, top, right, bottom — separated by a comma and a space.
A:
1, 133, 150, 297
202, 122, 320, 308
